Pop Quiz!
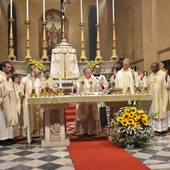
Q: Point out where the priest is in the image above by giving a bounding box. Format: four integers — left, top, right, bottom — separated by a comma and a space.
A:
73, 68, 103, 136
148, 62, 169, 133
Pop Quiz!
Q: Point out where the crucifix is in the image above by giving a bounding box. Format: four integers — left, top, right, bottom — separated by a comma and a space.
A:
61, 0, 71, 15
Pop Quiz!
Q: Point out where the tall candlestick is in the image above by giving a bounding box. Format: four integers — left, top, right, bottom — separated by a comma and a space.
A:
112, 0, 115, 21
80, 0, 83, 23
96, 0, 99, 23
10, 0, 13, 18
26, 0, 29, 21
43, 0, 45, 21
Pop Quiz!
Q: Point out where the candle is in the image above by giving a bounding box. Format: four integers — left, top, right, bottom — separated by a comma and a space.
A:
10, 0, 12, 18
96, 0, 99, 23
143, 76, 147, 87
112, 0, 115, 21
80, 0, 83, 23
31, 72, 35, 89
59, 77, 62, 88
59, 72, 62, 88
50, 77, 52, 88
26, 0, 29, 21
43, 0, 45, 22
135, 75, 139, 87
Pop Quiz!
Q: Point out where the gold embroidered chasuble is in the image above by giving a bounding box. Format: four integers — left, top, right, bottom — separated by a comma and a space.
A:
76, 76, 100, 121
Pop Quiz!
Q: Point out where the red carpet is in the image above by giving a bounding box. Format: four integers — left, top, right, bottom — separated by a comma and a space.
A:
68, 140, 151, 170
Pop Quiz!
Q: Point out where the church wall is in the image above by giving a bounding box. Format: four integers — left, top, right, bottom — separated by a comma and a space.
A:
142, 0, 170, 73
116, 0, 170, 73
0, 0, 112, 63
0, 1, 9, 61
1, 0, 170, 74
115, 0, 143, 71
155, 0, 170, 68
59, 0, 113, 61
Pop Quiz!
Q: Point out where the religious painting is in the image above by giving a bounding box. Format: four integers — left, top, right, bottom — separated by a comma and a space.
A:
44, 9, 69, 59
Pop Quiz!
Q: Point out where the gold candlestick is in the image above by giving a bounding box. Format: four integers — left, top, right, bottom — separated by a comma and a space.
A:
79, 23, 87, 61
95, 23, 102, 61
41, 21, 48, 61
48, 88, 56, 97
8, 18, 16, 60
25, 20, 32, 60
142, 87, 149, 94
125, 87, 131, 95
30, 89, 37, 97
110, 21, 118, 60
58, 88, 64, 96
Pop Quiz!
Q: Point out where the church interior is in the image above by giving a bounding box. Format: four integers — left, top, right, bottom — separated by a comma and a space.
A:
0, 0, 170, 170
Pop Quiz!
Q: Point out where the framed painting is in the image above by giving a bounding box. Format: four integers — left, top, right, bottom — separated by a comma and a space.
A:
43, 9, 68, 59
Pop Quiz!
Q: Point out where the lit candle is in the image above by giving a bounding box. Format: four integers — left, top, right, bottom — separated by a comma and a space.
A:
112, 0, 115, 21
26, 0, 29, 21
43, 0, 45, 22
80, 0, 83, 23
10, 0, 13, 18
96, 0, 99, 23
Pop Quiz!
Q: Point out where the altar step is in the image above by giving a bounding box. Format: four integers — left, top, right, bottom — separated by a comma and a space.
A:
65, 104, 76, 122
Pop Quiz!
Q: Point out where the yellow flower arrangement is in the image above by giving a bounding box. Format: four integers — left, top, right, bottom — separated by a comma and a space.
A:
87, 60, 102, 71
25, 59, 45, 72
109, 104, 154, 149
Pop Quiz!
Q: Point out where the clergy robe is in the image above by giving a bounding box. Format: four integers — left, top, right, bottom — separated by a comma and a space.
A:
92, 74, 108, 129
115, 68, 135, 94
41, 76, 58, 92
0, 72, 14, 140
75, 76, 102, 135
164, 75, 170, 128
20, 74, 41, 136
148, 70, 168, 132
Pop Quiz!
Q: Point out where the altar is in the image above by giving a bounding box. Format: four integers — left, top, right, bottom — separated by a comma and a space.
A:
27, 94, 152, 147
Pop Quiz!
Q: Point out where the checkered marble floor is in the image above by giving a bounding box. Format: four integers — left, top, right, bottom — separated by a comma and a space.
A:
127, 133, 170, 170
0, 122, 169, 170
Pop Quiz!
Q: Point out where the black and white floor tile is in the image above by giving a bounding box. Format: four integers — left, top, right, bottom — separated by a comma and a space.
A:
0, 122, 169, 170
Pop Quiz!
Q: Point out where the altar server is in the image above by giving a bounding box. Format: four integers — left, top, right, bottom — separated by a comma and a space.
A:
92, 64, 108, 129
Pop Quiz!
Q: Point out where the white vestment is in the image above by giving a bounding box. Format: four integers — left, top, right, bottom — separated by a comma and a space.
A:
41, 76, 58, 91
115, 68, 134, 94
92, 74, 108, 107
20, 74, 41, 135
0, 72, 14, 140
148, 70, 168, 132
164, 75, 170, 128
50, 42, 79, 79
75, 76, 102, 135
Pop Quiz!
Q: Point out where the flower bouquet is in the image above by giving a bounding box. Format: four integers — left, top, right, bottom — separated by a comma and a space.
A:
109, 104, 154, 149
87, 60, 102, 71
25, 59, 45, 72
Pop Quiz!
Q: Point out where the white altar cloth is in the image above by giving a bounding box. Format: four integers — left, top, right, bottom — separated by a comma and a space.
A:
27, 94, 152, 147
